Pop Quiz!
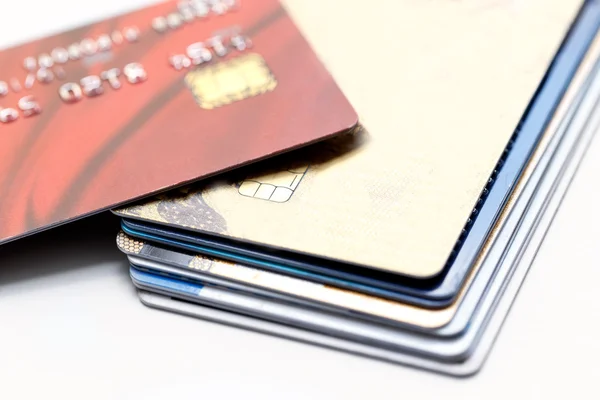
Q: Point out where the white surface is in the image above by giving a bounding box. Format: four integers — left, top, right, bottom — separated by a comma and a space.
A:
1, 1, 600, 399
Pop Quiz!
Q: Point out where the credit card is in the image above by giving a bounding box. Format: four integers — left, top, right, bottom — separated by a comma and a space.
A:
133, 88, 600, 375
119, 25, 600, 332
137, 289, 488, 376
116, 5, 600, 308
130, 264, 489, 362
119, 234, 471, 331
115, 0, 589, 285
0, 0, 357, 244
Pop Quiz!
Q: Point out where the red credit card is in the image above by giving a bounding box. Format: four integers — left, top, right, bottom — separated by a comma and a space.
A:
0, 0, 357, 244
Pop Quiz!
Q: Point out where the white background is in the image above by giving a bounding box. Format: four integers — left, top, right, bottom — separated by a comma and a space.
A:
1, 1, 600, 399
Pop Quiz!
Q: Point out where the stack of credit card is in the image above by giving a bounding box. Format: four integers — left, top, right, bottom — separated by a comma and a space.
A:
110, 0, 600, 376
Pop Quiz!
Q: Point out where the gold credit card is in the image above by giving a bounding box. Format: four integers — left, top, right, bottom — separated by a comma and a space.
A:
115, 0, 583, 278
115, 23, 600, 329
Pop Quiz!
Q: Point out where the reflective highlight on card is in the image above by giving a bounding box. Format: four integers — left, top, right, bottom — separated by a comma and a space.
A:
0, 0, 357, 244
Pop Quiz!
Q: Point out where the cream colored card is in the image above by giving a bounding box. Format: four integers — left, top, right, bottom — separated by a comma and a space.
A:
116, 0, 584, 278
115, 28, 600, 329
